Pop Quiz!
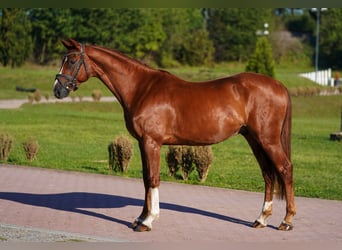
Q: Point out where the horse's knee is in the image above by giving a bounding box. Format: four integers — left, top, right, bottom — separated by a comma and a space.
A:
149, 177, 160, 188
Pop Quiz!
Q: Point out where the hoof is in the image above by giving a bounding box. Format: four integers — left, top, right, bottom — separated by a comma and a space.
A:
134, 223, 151, 232
131, 220, 151, 232
278, 221, 293, 231
252, 220, 266, 228
131, 220, 140, 229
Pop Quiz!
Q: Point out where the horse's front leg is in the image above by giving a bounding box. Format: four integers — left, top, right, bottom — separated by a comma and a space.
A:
132, 137, 161, 232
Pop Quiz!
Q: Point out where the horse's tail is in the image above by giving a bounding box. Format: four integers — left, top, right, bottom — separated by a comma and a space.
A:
281, 92, 292, 161
275, 91, 292, 200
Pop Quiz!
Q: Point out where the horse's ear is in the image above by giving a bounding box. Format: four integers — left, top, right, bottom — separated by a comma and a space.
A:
61, 38, 80, 50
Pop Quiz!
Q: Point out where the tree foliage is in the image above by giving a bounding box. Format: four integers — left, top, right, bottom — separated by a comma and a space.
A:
245, 36, 275, 78
30, 8, 73, 64
319, 8, 342, 69
0, 8, 32, 67
158, 8, 214, 66
207, 8, 273, 62
0, 8, 341, 69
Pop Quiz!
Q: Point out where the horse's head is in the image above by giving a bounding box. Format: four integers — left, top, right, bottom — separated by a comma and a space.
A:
53, 38, 90, 99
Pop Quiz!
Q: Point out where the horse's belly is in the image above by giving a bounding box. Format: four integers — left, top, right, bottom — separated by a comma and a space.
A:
171, 116, 242, 145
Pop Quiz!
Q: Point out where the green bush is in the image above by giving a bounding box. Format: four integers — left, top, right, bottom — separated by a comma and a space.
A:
178, 29, 214, 66
245, 36, 275, 78
108, 135, 133, 172
0, 132, 13, 161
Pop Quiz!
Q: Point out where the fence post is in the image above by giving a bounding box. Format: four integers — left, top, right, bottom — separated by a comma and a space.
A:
299, 68, 332, 86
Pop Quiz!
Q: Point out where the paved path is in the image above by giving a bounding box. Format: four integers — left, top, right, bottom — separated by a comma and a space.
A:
0, 164, 342, 243
0, 97, 117, 109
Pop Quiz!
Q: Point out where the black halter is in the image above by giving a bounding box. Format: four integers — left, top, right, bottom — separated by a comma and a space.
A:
55, 43, 89, 92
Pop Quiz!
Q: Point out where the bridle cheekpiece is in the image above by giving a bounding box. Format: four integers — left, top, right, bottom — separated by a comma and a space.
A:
55, 43, 89, 92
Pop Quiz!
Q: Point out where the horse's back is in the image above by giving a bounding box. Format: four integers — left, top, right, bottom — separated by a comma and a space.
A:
228, 72, 288, 94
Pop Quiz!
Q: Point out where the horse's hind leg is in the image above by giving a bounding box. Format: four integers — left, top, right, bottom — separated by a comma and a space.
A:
262, 143, 296, 231
244, 134, 275, 228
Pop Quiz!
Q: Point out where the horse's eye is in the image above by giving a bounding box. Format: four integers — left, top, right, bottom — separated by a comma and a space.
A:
70, 59, 76, 65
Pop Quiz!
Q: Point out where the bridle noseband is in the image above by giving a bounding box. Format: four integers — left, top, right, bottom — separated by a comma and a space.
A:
55, 43, 89, 92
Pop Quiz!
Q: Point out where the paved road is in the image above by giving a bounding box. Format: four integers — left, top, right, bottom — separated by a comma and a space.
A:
0, 164, 342, 244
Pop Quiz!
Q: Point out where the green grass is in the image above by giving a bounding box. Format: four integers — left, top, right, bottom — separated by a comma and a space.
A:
0, 63, 319, 100
0, 66, 112, 100
0, 64, 341, 200
1, 95, 341, 200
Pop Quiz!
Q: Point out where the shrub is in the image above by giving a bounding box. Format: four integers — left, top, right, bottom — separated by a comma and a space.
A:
165, 146, 182, 177
28, 90, 42, 103
177, 29, 214, 66
108, 135, 133, 172
27, 93, 34, 103
193, 146, 213, 182
33, 89, 42, 102
165, 145, 214, 181
245, 36, 275, 78
165, 146, 194, 180
180, 146, 194, 180
0, 132, 13, 161
92, 89, 102, 102
44, 92, 50, 101
23, 137, 39, 161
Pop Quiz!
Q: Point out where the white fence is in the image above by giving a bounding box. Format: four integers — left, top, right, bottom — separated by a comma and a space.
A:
299, 68, 333, 86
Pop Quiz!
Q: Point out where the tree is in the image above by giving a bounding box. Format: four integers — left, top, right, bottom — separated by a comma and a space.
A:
245, 36, 275, 78
70, 8, 120, 47
158, 8, 214, 67
178, 29, 214, 66
0, 8, 32, 67
70, 9, 166, 64
116, 9, 166, 62
30, 8, 73, 64
319, 8, 342, 69
207, 8, 273, 62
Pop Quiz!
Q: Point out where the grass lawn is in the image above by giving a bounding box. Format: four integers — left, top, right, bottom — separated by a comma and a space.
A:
1, 95, 341, 200
0, 64, 341, 200
0, 62, 319, 100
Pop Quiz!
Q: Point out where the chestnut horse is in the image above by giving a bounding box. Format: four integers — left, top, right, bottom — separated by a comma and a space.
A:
53, 38, 296, 232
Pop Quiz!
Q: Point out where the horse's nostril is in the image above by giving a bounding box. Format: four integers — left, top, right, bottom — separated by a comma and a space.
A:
53, 85, 69, 99
54, 89, 60, 99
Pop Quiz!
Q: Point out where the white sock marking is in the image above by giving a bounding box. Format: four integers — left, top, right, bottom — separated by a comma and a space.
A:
256, 201, 273, 226
142, 187, 160, 229
262, 201, 273, 212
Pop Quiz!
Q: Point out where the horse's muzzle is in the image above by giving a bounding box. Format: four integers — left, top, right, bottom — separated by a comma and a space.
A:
53, 82, 70, 99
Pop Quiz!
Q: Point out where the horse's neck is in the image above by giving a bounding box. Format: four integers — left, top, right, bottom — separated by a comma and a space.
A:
88, 46, 152, 109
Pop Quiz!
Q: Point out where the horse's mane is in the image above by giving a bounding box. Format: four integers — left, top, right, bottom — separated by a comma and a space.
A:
91, 45, 156, 70
90, 44, 181, 81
